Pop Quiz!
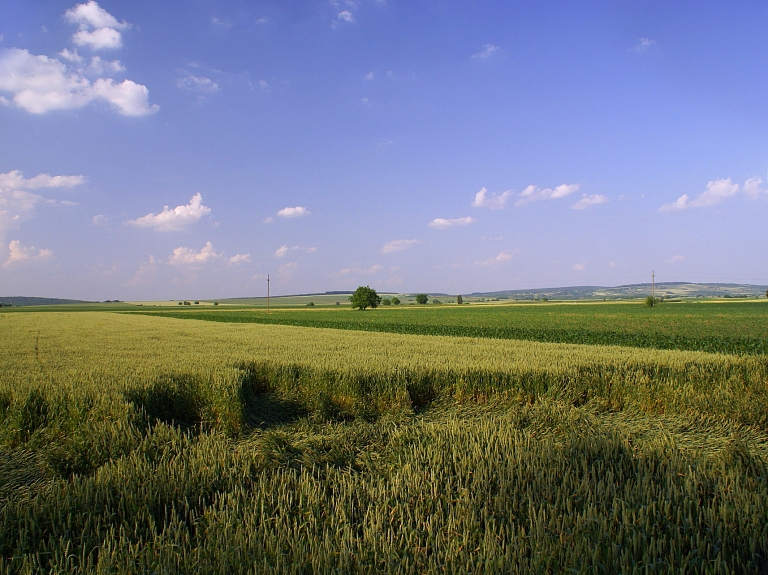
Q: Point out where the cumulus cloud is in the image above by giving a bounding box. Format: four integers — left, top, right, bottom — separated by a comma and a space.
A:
177, 73, 219, 93
381, 239, 420, 254
92, 214, 108, 226
3, 240, 52, 267
127, 193, 211, 232
659, 178, 739, 212
86, 56, 124, 75
0, 170, 85, 190
515, 183, 579, 206
472, 187, 511, 209
571, 194, 609, 210
168, 241, 221, 265
277, 206, 310, 218
0, 48, 157, 116
744, 177, 765, 199
666, 255, 685, 264
275, 245, 317, 257
472, 44, 501, 59
475, 251, 513, 266
429, 216, 475, 228
65, 1, 129, 51
228, 253, 251, 265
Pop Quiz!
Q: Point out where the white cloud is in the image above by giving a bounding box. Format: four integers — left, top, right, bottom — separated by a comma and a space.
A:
3, 240, 52, 267
59, 48, 82, 62
263, 217, 275, 224
744, 177, 765, 199
515, 183, 579, 206
277, 206, 310, 218
429, 216, 475, 228
631, 38, 657, 52
666, 255, 685, 264
659, 178, 739, 212
0, 48, 157, 115
177, 73, 219, 93
573, 263, 586, 271
381, 239, 420, 254
338, 10, 355, 22
228, 253, 251, 265
65, 2, 129, 51
86, 56, 124, 75
571, 194, 609, 210
475, 251, 513, 266
127, 193, 211, 231
72, 27, 123, 50
365, 71, 374, 80
65, 2, 129, 32
472, 187, 511, 209
275, 245, 317, 257
338, 264, 382, 276
0, 170, 85, 240
168, 241, 221, 265
0, 170, 85, 190
92, 214, 108, 226
472, 44, 501, 59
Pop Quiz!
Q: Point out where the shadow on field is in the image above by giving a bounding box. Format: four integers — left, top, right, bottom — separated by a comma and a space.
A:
241, 392, 306, 430
125, 375, 205, 430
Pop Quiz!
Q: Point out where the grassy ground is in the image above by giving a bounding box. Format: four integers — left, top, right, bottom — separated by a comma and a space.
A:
1, 310, 767, 573
131, 299, 768, 355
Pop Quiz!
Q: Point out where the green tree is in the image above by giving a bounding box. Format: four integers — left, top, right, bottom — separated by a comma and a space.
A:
349, 286, 382, 310
765, 289, 768, 299
381, 298, 392, 306
415, 293, 428, 304
456, 294, 463, 305
391, 297, 401, 305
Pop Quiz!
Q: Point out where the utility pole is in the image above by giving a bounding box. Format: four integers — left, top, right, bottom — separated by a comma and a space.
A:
651, 270, 655, 300
267, 274, 270, 314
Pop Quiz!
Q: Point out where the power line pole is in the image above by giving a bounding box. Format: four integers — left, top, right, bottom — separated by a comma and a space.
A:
651, 270, 655, 300
267, 274, 270, 314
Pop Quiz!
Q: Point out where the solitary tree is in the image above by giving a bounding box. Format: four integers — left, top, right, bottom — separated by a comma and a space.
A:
415, 293, 428, 305
456, 294, 463, 305
349, 286, 382, 310
391, 297, 401, 305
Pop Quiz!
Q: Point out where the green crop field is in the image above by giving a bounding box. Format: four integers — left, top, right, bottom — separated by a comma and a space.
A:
132, 299, 768, 355
1, 306, 768, 573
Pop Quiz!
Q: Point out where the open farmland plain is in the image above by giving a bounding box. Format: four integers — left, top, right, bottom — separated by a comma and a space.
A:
1, 304, 768, 573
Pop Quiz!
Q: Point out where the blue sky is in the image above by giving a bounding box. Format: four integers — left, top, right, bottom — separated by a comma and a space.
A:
1, 1, 766, 299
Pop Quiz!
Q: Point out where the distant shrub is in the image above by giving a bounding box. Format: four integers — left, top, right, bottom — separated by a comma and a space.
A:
391, 297, 401, 305
381, 299, 392, 306
307, 302, 315, 307
415, 294, 428, 305
456, 295, 463, 305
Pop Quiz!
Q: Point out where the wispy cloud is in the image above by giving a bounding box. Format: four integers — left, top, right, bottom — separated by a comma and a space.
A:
277, 206, 310, 218
338, 264, 382, 276
337, 10, 355, 22
429, 216, 475, 229
630, 38, 658, 52
381, 239, 420, 253
92, 214, 108, 226
744, 177, 766, 199
472, 187, 511, 209
177, 73, 219, 93
127, 194, 211, 231
228, 253, 251, 265
659, 178, 739, 212
3, 240, 52, 267
275, 245, 317, 257
475, 251, 513, 266
515, 184, 579, 206
665, 255, 685, 264
571, 194, 609, 210
573, 263, 586, 271
472, 44, 501, 59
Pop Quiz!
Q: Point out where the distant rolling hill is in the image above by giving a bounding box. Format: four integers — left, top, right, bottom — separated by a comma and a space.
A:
0, 296, 93, 307
469, 282, 768, 301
